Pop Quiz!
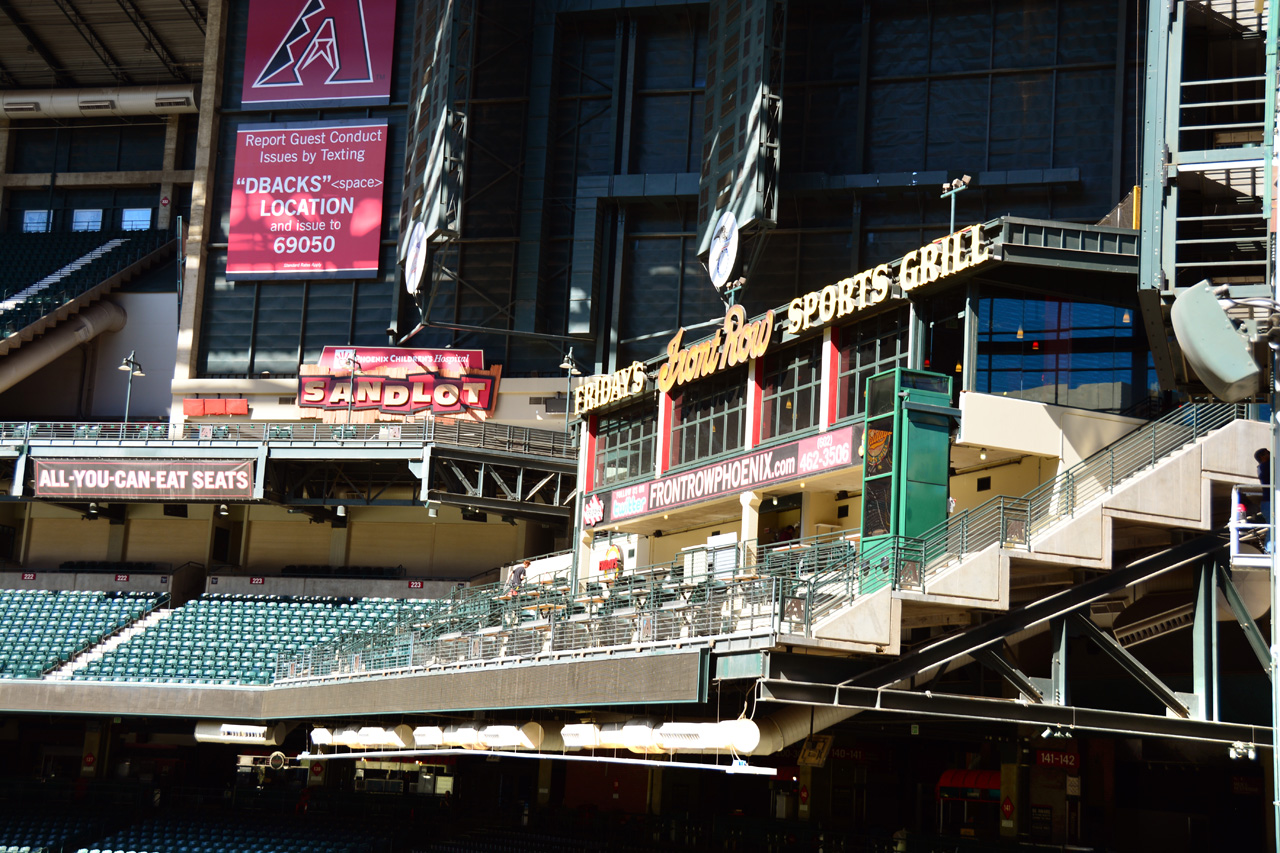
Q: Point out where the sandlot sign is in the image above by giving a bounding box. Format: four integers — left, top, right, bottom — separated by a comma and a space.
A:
33, 460, 255, 501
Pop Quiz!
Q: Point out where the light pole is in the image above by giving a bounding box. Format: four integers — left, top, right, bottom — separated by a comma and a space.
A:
344, 356, 366, 439
118, 350, 144, 438
559, 348, 582, 436
940, 175, 971, 234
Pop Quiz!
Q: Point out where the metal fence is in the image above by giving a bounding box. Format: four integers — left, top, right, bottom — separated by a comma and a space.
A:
909, 401, 1248, 587
0, 417, 576, 459
272, 525, 963, 683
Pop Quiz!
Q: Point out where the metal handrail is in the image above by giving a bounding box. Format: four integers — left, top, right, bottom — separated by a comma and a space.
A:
913, 402, 1247, 582
0, 417, 577, 460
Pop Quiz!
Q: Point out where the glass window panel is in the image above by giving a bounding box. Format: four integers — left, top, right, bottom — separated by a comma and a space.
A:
71, 209, 102, 232
121, 208, 152, 231
22, 210, 50, 233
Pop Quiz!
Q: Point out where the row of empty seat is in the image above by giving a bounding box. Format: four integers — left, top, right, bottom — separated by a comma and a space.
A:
68, 594, 444, 685
82, 814, 379, 853
281, 564, 405, 578
0, 589, 163, 678
0, 229, 173, 337
59, 561, 167, 574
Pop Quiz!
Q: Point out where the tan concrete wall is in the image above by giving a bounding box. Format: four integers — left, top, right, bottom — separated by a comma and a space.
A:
950, 456, 1049, 513
26, 512, 111, 567
243, 519, 331, 570
124, 518, 208, 566
957, 392, 1144, 472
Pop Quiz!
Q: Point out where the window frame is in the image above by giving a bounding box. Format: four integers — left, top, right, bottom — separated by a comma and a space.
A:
669, 365, 748, 470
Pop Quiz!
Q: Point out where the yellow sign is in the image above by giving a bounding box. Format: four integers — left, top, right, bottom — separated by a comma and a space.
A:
657, 305, 775, 394
574, 361, 648, 416
785, 224, 991, 335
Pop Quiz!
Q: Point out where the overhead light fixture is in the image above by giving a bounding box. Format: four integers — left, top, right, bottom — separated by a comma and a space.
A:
1121, 310, 1131, 324
772, 497, 778, 505
427, 504, 439, 518
979, 449, 987, 461
218, 504, 229, 517
1016, 323, 1024, 340
336, 505, 346, 517
87, 502, 99, 517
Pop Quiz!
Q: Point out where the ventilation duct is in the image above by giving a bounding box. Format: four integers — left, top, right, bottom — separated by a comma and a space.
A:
194, 721, 287, 745
1, 85, 198, 118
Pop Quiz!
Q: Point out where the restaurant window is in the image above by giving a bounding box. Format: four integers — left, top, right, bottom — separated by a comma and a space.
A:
670, 365, 748, 469
594, 402, 657, 488
760, 336, 824, 442
975, 289, 1154, 413
837, 307, 910, 420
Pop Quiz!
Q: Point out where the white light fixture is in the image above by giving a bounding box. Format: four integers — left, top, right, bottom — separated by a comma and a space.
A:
979, 449, 987, 461
427, 503, 439, 518
218, 504, 229, 517
336, 505, 346, 517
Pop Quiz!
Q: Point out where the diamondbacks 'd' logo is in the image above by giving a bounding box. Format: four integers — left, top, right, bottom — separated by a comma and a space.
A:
253, 0, 374, 90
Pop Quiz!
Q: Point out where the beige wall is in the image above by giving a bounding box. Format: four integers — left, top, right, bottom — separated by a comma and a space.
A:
26, 513, 111, 567
957, 392, 1143, 473
124, 518, 209, 566
243, 519, 332, 569
950, 456, 1050, 512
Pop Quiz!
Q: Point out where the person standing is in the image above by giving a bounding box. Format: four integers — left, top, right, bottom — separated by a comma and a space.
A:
508, 559, 529, 593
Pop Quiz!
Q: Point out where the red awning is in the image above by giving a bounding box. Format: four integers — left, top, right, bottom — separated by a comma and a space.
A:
936, 768, 1002, 802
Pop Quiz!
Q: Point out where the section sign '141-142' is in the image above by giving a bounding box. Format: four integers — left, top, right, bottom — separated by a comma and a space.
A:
228, 119, 388, 280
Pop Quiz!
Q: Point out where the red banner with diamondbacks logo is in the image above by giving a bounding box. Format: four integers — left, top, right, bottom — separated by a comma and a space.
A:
241, 0, 397, 110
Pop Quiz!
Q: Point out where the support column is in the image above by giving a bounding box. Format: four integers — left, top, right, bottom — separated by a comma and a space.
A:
157, 115, 180, 230
329, 522, 350, 567
575, 528, 596, 592
0, 117, 11, 229
740, 490, 761, 566
173, 0, 229, 393
1191, 559, 1218, 721
106, 519, 126, 562
1049, 617, 1070, 706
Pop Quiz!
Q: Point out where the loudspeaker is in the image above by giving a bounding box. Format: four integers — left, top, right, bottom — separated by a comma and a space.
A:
1171, 280, 1259, 402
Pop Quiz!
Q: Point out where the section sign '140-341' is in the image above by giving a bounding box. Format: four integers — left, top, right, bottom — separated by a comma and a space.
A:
228, 119, 388, 280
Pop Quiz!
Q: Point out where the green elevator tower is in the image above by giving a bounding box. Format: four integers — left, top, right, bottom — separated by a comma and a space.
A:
859, 368, 953, 560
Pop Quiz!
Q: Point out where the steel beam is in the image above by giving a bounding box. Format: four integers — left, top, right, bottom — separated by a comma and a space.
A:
972, 648, 1043, 703
0, 0, 71, 84
113, 0, 188, 81
756, 679, 1270, 746
51, 0, 133, 85
1068, 613, 1189, 719
847, 532, 1228, 689
176, 0, 205, 33
1192, 560, 1219, 721
1217, 563, 1272, 672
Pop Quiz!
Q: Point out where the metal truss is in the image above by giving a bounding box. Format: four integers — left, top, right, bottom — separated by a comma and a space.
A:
755, 531, 1274, 743
258, 448, 574, 522
176, 0, 205, 35
0, 0, 71, 85
113, 0, 188, 82
51, 0, 133, 85
426, 447, 575, 520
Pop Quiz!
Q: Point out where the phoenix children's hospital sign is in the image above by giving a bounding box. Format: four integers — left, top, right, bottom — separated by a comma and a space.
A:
228, 120, 388, 280
585, 426, 861, 527
34, 459, 255, 501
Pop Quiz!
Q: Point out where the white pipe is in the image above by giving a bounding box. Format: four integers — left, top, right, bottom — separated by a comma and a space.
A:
1, 86, 198, 118
0, 300, 126, 395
